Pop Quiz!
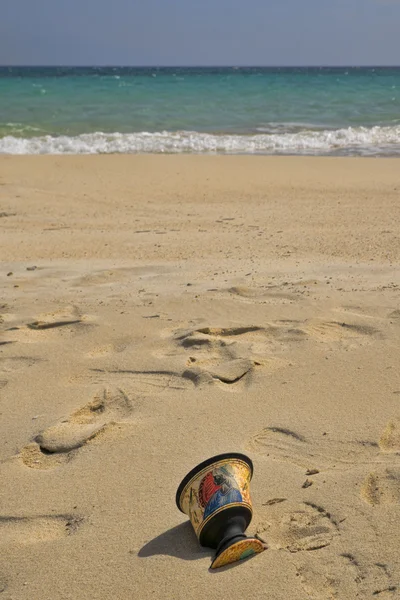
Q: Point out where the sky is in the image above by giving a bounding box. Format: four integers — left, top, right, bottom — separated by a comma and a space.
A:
1, 0, 400, 66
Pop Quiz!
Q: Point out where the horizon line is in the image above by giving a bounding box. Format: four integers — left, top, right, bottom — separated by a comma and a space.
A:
1, 64, 400, 69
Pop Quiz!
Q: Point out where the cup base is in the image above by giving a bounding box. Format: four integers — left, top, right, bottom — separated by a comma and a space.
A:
210, 538, 265, 569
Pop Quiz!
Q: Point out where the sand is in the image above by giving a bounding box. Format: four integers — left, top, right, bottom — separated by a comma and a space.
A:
0, 155, 399, 599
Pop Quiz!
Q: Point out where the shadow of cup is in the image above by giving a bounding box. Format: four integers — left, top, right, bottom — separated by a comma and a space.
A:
138, 521, 211, 561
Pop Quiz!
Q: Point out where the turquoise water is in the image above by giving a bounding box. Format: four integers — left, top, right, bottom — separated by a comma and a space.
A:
1, 67, 400, 155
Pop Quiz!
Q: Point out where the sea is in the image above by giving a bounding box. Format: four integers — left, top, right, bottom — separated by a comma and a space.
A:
1, 66, 400, 156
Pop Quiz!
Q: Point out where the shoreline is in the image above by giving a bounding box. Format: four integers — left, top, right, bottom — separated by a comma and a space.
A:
1, 124, 400, 157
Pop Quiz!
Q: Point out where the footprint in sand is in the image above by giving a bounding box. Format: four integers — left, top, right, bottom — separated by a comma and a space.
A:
0, 514, 83, 545
72, 268, 130, 287
124, 316, 380, 394
2, 306, 94, 346
256, 500, 339, 552
388, 309, 400, 321
295, 560, 341, 600
360, 418, 400, 505
361, 469, 400, 506
379, 418, 400, 453
174, 326, 290, 388
296, 554, 397, 599
192, 324, 306, 344
303, 319, 380, 345
250, 417, 400, 472
26, 306, 94, 334
82, 326, 282, 393
295, 555, 363, 600
72, 265, 167, 288
0, 573, 7, 593
20, 387, 134, 469
342, 557, 397, 598
73, 368, 194, 394
175, 326, 264, 351
369, 563, 398, 598
183, 357, 257, 386
174, 317, 377, 377
227, 285, 296, 304
248, 426, 383, 471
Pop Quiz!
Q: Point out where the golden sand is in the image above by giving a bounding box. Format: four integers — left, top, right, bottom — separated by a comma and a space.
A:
0, 155, 399, 599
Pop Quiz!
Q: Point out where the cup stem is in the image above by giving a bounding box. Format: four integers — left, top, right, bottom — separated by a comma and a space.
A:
214, 516, 247, 558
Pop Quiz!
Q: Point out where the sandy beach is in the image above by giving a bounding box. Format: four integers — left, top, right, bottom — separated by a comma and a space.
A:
1, 155, 399, 599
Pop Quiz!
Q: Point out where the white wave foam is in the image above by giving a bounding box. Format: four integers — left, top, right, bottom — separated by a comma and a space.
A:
1, 126, 400, 156
4, 123, 46, 134
255, 121, 329, 133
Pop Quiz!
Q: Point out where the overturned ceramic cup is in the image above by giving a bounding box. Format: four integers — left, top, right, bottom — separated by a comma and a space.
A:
176, 452, 265, 569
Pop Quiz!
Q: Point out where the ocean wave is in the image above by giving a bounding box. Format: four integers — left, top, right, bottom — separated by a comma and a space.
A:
254, 122, 331, 134
1, 126, 400, 156
4, 123, 46, 133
